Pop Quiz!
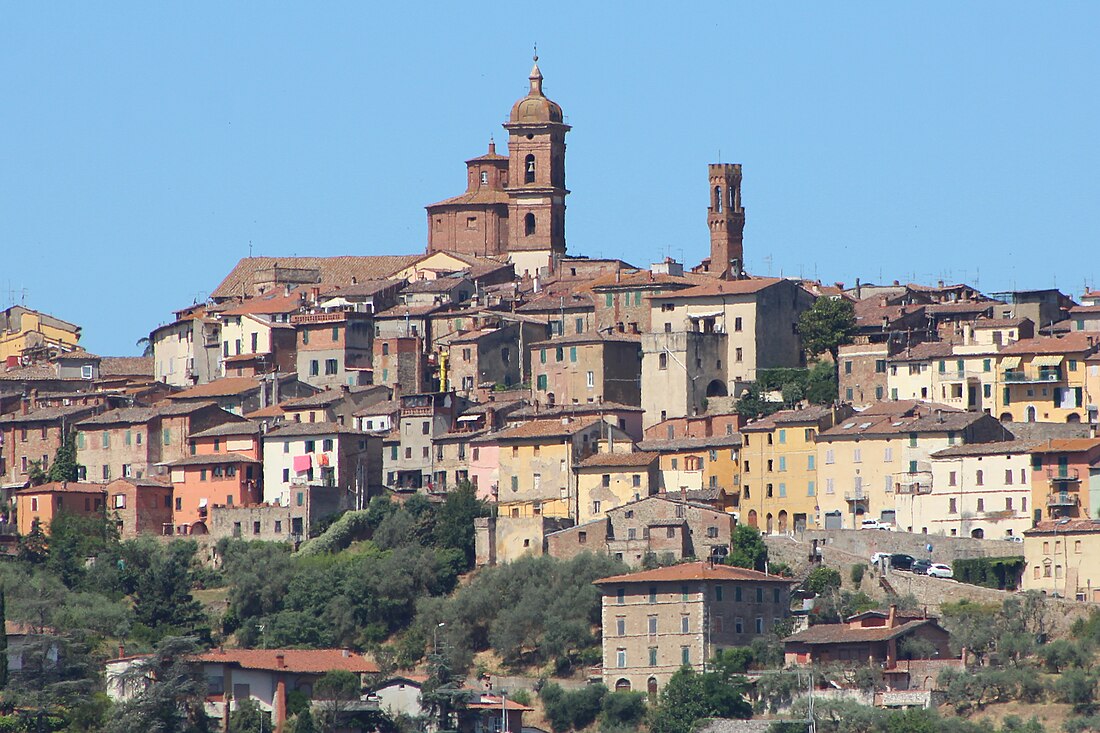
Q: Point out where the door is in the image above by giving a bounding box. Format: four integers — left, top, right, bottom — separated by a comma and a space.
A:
824, 511, 843, 530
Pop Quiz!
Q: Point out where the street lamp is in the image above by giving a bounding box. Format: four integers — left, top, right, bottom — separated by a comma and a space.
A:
434, 622, 446, 655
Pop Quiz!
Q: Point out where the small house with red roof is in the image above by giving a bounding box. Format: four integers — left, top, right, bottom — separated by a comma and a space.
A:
783, 606, 952, 670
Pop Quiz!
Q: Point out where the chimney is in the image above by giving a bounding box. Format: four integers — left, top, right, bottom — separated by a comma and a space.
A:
118, 644, 126, 659
21, 395, 29, 416
342, 648, 350, 658
276, 653, 286, 668
615, 270, 621, 283
680, 485, 687, 504
561, 416, 571, 426
855, 278, 862, 300
311, 286, 320, 303
887, 604, 898, 627
284, 283, 292, 296
392, 381, 401, 399
1090, 423, 1097, 440
938, 280, 945, 289
893, 280, 900, 286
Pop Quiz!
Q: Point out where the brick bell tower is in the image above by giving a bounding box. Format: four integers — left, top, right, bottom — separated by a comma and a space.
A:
503, 55, 570, 258
707, 163, 746, 279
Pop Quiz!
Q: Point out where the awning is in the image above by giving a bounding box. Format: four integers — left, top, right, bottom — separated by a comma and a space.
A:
198, 498, 208, 508
457, 415, 481, 422
1033, 355, 1065, 367
1001, 356, 1022, 369
687, 310, 724, 319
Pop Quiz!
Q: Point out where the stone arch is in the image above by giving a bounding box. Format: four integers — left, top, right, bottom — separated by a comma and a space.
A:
778, 510, 788, 534
1000, 412, 1013, 422
971, 528, 985, 539
706, 379, 728, 397
525, 154, 536, 183
1067, 413, 1082, 423
747, 510, 758, 528
647, 677, 658, 700
615, 678, 631, 692
1026, 405, 1037, 422
524, 212, 536, 236
766, 513, 774, 534
190, 521, 208, 535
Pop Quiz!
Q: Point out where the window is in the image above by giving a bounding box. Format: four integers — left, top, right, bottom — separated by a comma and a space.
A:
593, 500, 601, 514
114, 494, 126, 509
649, 647, 658, 666
977, 498, 985, 512
649, 587, 658, 603
537, 374, 548, 391
322, 438, 334, 452
524, 154, 536, 183
734, 316, 743, 332
756, 587, 763, 603
808, 481, 815, 496
1006, 497, 1013, 511
616, 649, 626, 668
735, 347, 743, 362
616, 588, 625, 605
949, 471, 957, 487
602, 474, 611, 488
310, 360, 319, 376
735, 586, 743, 602
524, 212, 536, 236
587, 371, 595, 388
681, 585, 690, 601
976, 470, 984, 486
808, 454, 815, 470
681, 647, 690, 665
569, 346, 577, 363
325, 359, 338, 375
949, 498, 957, 513
825, 449, 835, 464
659, 353, 667, 370
715, 585, 723, 601
616, 617, 626, 635
755, 617, 764, 634
681, 615, 689, 633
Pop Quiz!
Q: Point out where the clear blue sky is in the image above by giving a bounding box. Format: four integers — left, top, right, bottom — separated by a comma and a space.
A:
3, 3, 1098, 356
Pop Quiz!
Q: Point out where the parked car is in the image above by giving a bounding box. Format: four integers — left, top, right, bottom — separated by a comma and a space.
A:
1003, 536, 1024, 543
912, 559, 933, 575
927, 563, 954, 579
860, 519, 893, 531
889, 553, 915, 571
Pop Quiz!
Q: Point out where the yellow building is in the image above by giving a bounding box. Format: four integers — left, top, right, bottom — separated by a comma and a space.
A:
739, 404, 852, 534
0, 306, 81, 362
575, 451, 660, 524
996, 334, 1098, 423
816, 402, 1010, 529
636, 433, 741, 512
1022, 519, 1100, 601
491, 416, 630, 519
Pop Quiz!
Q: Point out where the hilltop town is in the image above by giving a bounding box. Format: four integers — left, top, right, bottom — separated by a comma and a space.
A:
3, 59, 1100, 733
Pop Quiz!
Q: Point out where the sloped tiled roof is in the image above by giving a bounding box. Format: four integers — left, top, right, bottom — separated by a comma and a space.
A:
577, 451, 658, 468
98, 356, 154, 377
1, 404, 99, 425
191, 648, 379, 674
595, 561, 792, 585
212, 256, 422, 300
637, 434, 742, 452
164, 452, 260, 467
998, 333, 1099, 355
189, 421, 260, 439
266, 421, 369, 437
784, 619, 937, 645
16, 481, 106, 495
646, 277, 786, 300
486, 416, 603, 442
166, 377, 262, 399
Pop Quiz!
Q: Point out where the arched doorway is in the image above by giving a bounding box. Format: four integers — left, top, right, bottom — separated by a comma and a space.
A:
1000, 412, 1013, 422
765, 513, 774, 534
190, 521, 208, 535
647, 677, 658, 701
1026, 405, 1037, 422
778, 511, 788, 534
706, 380, 728, 397
747, 510, 758, 528
615, 679, 631, 692
1068, 413, 1082, 423
971, 528, 984, 539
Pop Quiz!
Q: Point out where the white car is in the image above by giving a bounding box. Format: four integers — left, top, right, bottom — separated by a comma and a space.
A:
1003, 536, 1024, 543
860, 519, 894, 531
927, 563, 954, 579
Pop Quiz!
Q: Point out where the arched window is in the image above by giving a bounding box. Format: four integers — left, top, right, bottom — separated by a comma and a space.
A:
714, 186, 722, 212
525, 154, 536, 183
615, 679, 631, 692
729, 184, 736, 211
524, 213, 536, 236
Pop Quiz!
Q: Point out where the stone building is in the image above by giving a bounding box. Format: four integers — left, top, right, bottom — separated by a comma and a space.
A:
262, 421, 382, 512
530, 333, 642, 408
1023, 518, 1100, 601
0, 404, 100, 493
594, 562, 793, 694
575, 450, 660, 524
150, 304, 222, 387
105, 477, 174, 538
426, 57, 570, 277
548, 494, 737, 567
292, 311, 374, 389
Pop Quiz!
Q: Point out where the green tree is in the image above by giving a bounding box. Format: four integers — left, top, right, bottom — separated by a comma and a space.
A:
0, 585, 7, 689
599, 690, 646, 730
229, 699, 270, 733
132, 542, 205, 639
47, 430, 80, 483
18, 519, 49, 565
107, 636, 213, 733
804, 360, 839, 404
314, 670, 363, 733
648, 667, 752, 733
735, 384, 781, 419
26, 459, 48, 486
293, 709, 317, 733
797, 297, 856, 384
725, 525, 768, 572
433, 481, 490, 567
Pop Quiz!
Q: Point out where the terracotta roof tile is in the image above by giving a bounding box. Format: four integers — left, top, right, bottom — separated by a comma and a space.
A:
596, 561, 792, 585
15, 481, 106, 495
486, 416, 603, 442
98, 356, 155, 377
637, 434, 742, 452
212, 256, 420, 300
167, 377, 264, 399
646, 277, 786, 300
191, 648, 379, 674
998, 334, 1099, 356
165, 452, 260, 467
784, 619, 937, 645
266, 421, 370, 437
577, 451, 658, 468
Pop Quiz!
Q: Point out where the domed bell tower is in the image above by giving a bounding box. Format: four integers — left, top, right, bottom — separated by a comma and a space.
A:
708, 163, 745, 280
504, 56, 570, 258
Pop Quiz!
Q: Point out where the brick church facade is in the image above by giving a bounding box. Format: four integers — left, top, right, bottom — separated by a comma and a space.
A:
427, 57, 747, 281
426, 56, 570, 277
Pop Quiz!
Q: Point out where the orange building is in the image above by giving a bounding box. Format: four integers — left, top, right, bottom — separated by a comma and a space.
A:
1030, 438, 1100, 521
15, 481, 106, 535
166, 421, 262, 535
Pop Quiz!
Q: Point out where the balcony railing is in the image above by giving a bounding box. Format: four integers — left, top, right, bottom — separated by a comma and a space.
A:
1048, 492, 1080, 508
1004, 370, 1063, 383
844, 491, 869, 502
895, 482, 932, 495
1047, 468, 1081, 483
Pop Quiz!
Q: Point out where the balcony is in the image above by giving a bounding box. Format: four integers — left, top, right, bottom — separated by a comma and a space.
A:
844, 491, 869, 503
1048, 492, 1080, 508
895, 481, 932, 495
1003, 370, 1063, 383
1047, 468, 1081, 483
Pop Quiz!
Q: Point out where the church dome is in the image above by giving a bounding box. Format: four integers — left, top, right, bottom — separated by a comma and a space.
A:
509, 57, 563, 124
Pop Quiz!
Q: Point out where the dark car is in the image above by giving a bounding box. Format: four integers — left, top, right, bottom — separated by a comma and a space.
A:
889, 553, 915, 571
911, 559, 933, 575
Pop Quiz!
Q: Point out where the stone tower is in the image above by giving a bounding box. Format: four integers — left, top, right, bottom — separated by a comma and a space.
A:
503, 56, 570, 271
707, 164, 745, 279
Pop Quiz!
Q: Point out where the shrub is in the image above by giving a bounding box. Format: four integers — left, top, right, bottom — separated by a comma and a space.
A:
849, 564, 865, 589
952, 557, 1026, 590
